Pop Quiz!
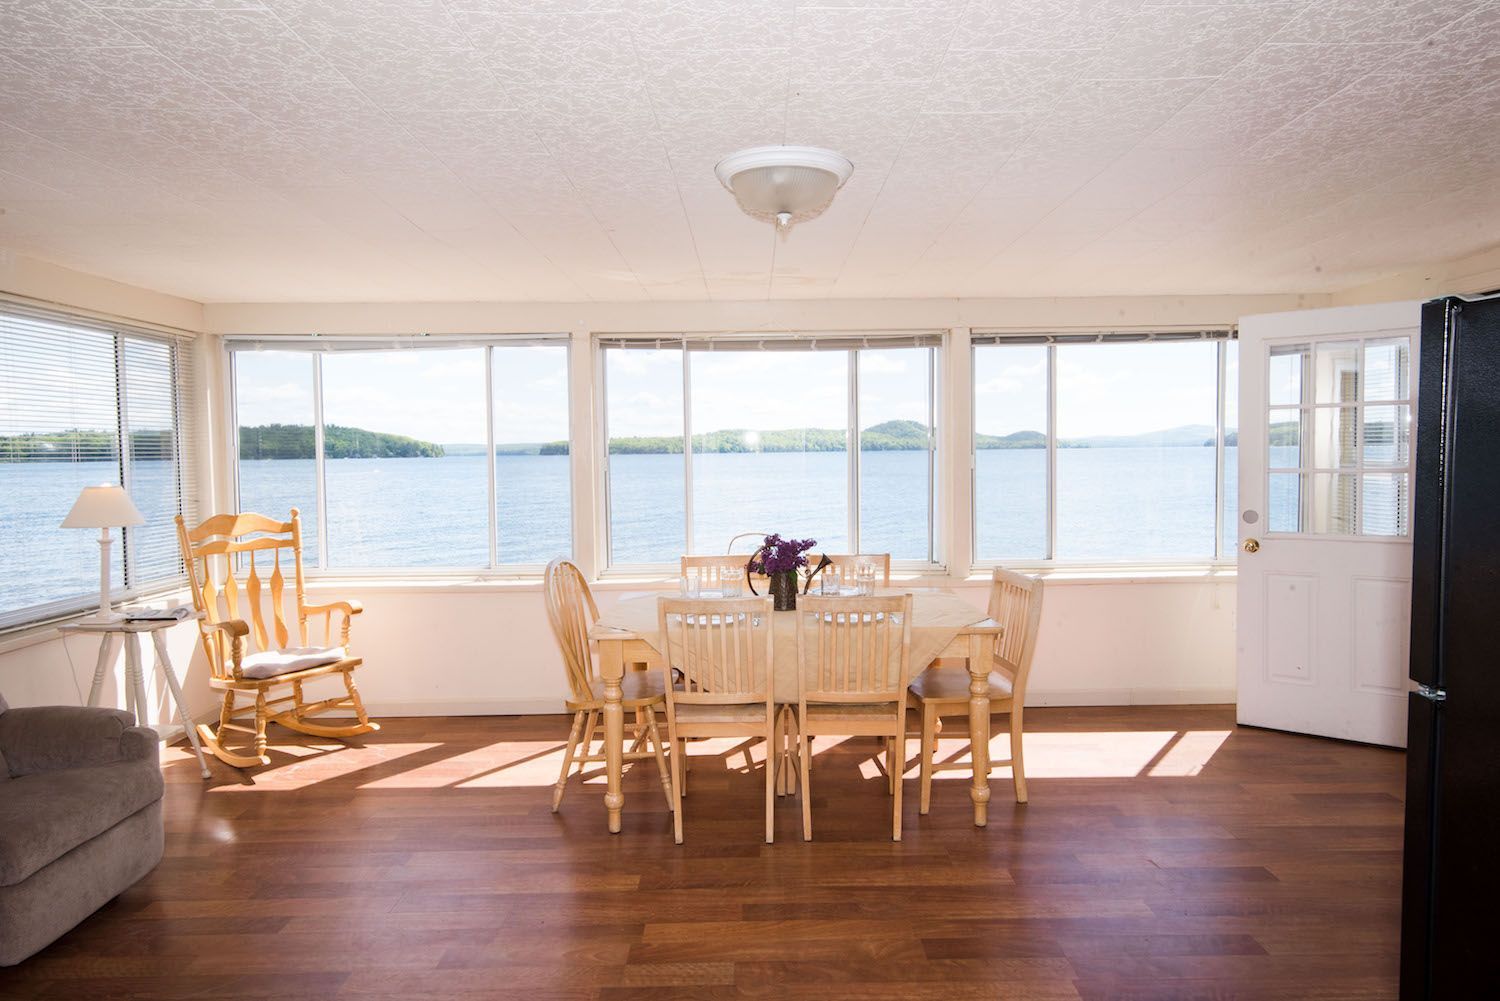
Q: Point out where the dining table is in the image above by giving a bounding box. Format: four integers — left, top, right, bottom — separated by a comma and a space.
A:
588, 586, 1003, 833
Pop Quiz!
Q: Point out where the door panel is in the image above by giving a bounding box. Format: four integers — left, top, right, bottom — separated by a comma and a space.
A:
1237, 301, 1419, 747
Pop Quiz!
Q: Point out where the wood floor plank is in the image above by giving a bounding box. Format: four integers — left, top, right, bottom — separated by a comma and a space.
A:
0, 706, 1404, 1000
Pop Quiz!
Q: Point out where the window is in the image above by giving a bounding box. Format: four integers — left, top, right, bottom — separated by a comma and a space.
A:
973, 332, 1236, 564
1222, 340, 1239, 555
0, 306, 196, 628
230, 339, 570, 570
1266, 336, 1412, 536
234, 351, 319, 557
973, 343, 1048, 560
859, 348, 936, 561
601, 335, 940, 567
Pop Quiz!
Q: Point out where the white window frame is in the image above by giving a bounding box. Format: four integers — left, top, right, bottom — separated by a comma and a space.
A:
0, 303, 198, 631
595, 331, 944, 576
225, 335, 572, 577
970, 329, 1240, 570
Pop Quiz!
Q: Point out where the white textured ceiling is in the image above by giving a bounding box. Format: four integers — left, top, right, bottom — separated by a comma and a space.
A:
1, 0, 1498, 303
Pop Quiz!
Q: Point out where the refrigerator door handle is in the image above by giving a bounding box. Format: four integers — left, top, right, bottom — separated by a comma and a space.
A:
1415, 684, 1447, 703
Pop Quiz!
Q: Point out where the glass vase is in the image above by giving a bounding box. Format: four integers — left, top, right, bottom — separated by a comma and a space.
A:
769, 570, 798, 611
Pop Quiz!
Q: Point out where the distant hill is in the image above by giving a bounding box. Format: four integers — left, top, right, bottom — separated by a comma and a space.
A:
227, 419, 1230, 461
239, 424, 443, 460
976, 429, 1047, 449
1062, 424, 1218, 449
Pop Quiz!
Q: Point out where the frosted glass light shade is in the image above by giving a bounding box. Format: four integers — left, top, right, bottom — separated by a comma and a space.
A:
715, 146, 853, 230
61, 485, 145, 528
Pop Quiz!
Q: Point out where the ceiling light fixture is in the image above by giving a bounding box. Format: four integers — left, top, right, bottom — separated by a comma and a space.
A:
714, 145, 854, 235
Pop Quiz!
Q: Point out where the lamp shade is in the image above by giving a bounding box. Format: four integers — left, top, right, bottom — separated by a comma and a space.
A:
60, 485, 145, 529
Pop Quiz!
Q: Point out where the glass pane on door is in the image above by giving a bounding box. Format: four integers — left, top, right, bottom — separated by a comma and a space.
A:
1363, 338, 1411, 401
1362, 473, 1409, 536
1309, 473, 1357, 535
1312, 406, 1358, 468
1313, 341, 1360, 405
1268, 345, 1306, 406
1268, 407, 1303, 467
1268, 473, 1302, 532
1362, 405, 1410, 465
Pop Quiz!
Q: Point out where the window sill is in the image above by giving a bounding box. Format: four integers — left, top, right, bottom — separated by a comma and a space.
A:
290, 564, 1238, 598
0, 584, 193, 655
972, 564, 1238, 586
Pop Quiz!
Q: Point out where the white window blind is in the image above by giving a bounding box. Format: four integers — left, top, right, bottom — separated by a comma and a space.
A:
0, 304, 198, 628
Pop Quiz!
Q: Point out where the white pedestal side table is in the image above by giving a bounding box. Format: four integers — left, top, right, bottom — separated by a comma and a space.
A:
58, 616, 212, 779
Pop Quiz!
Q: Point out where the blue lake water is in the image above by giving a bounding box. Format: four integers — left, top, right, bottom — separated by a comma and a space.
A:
2, 447, 1249, 616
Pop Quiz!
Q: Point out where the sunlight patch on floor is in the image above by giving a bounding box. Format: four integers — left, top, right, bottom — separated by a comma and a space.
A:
925, 730, 1233, 780
1148, 729, 1232, 776
199, 743, 442, 791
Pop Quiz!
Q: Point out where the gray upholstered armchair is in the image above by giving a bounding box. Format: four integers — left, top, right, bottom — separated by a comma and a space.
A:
0, 694, 164, 966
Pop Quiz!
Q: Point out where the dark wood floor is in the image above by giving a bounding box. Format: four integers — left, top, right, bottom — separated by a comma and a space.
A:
0, 706, 1405, 1001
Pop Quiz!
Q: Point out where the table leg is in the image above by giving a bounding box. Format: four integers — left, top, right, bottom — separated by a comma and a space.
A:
151, 630, 211, 780
967, 634, 992, 828
599, 639, 626, 834
86, 633, 118, 707
123, 634, 146, 725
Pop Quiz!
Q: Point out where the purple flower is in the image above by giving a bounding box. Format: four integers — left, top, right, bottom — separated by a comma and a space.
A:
748, 533, 817, 575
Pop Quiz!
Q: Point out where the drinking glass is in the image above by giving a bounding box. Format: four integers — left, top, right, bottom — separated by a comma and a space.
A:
820, 565, 842, 595
856, 561, 875, 596
682, 568, 700, 597
721, 569, 743, 597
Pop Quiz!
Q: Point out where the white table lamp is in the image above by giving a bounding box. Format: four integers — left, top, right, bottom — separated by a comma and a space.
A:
61, 485, 145, 622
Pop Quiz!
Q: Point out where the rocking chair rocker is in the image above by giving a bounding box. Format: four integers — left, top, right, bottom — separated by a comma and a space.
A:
175, 508, 378, 768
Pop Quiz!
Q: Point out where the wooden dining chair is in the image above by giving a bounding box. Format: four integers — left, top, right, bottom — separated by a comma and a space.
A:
174, 509, 378, 768
793, 593, 913, 841
909, 567, 1045, 812
543, 559, 673, 814
807, 552, 892, 588
680, 553, 762, 590
657, 595, 776, 844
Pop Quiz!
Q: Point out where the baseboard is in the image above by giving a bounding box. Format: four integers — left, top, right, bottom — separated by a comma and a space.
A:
1025, 686, 1236, 707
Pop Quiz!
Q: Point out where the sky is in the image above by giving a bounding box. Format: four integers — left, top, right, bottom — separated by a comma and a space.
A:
231, 341, 1237, 447
607, 346, 932, 441
234, 346, 568, 445
975, 341, 1233, 439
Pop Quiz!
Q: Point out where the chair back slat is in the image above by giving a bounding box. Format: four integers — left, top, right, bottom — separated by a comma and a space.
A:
658, 597, 773, 705
796, 594, 912, 704
544, 559, 600, 703
244, 551, 268, 652
807, 553, 891, 588
988, 568, 1045, 699
176, 508, 309, 681
221, 563, 241, 636
185, 512, 291, 542
680, 554, 766, 589
269, 551, 290, 649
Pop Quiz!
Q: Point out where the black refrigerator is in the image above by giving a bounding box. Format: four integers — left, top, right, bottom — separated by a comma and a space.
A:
1402, 292, 1500, 999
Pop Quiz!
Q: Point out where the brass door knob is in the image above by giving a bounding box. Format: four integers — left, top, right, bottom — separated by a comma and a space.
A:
1242, 538, 1260, 553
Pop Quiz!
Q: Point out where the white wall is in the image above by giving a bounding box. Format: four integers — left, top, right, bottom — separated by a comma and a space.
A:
0, 572, 1235, 730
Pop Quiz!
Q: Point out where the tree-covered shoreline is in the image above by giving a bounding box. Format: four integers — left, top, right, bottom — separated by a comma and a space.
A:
7, 419, 1268, 464
238, 424, 443, 459
0, 429, 174, 462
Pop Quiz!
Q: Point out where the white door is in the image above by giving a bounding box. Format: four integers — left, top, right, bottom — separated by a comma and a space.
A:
1236, 301, 1419, 748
